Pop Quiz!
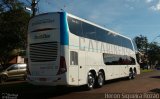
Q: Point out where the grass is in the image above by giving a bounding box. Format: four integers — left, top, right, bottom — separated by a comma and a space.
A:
141, 69, 154, 73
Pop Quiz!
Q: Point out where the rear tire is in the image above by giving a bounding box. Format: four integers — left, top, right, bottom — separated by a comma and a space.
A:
132, 70, 137, 79
97, 72, 104, 87
128, 71, 133, 80
87, 72, 96, 90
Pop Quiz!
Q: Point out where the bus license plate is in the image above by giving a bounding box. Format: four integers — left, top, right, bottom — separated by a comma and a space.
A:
39, 78, 47, 81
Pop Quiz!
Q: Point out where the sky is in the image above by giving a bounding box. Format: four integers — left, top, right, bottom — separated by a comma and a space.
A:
23, 0, 160, 43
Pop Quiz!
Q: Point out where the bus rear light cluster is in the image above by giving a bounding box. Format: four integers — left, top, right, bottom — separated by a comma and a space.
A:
56, 56, 67, 75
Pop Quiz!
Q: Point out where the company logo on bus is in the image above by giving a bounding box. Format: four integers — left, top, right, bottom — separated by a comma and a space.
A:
34, 34, 50, 39
32, 19, 54, 26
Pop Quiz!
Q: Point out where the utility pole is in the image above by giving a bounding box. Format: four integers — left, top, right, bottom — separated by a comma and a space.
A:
31, 0, 37, 17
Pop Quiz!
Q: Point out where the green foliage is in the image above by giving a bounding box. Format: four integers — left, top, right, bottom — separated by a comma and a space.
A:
0, 0, 24, 11
148, 42, 160, 64
134, 35, 148, 52
0, 0, 30, 67
0, 4, 3, 13
134, 35, 160, 65
141, 69, 153, 73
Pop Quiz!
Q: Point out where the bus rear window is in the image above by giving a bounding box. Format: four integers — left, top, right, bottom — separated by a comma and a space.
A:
31, 28, 55, 33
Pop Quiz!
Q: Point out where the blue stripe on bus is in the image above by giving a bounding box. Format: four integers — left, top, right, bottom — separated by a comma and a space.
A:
60, 12, 69, 45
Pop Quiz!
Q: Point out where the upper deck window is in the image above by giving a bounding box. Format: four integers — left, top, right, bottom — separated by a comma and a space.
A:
67, 16, 133, 50
67, 17, 84, 37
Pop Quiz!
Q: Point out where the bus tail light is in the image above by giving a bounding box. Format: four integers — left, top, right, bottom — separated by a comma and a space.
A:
57, 56, 67, 75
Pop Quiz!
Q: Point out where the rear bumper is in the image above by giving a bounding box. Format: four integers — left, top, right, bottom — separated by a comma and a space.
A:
27, 75, 67, 86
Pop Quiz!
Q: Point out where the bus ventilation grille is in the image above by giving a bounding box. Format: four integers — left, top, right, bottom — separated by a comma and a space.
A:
30, 42, 58, 62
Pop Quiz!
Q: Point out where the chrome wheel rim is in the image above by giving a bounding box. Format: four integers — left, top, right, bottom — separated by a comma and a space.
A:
129, 72, 133, 80
98, 74, 104, 86
88, 75, 95, 88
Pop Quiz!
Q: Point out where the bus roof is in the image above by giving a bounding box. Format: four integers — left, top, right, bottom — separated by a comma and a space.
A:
32, 12, 132, 41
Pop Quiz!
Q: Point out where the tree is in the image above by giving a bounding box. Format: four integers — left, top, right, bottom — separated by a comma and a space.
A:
0, 0, 24, 12
134, 35, 160, 67
0, 0, 30, 68
148, 42, 160, 65
134, 35, 148, 52
0, 4, 3, 13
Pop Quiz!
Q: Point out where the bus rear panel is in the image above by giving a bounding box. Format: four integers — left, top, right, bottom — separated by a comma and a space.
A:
27, 12, 69, 86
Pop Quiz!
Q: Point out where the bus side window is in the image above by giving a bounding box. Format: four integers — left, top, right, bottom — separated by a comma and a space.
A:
82, 22, 96, 40
70, 51, 78, 65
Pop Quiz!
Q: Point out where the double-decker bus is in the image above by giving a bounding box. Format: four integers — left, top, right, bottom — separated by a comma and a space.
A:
27, 12, 140, 89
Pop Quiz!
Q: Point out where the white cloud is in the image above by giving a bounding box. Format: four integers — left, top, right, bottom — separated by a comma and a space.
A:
146, 0, 154, 3
124, 4, 135, 10
150, 0, 160, 11
126, 0, 140, 2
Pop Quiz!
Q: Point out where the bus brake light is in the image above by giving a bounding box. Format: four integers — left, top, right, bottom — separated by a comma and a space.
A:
56, 56, 67, 75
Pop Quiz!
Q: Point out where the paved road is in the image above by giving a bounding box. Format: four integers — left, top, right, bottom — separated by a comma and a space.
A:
0, 70, 160, 99
52, 70, 160, 99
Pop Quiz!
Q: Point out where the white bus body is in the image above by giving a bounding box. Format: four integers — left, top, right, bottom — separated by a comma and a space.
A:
27, 12, 140, 88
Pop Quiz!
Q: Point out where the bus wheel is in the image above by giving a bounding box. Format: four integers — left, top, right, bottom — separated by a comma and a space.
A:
97, 72, 104, 87
128, 70, 133, 80
87, 72, 95, 89
132, 70, 137, 79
